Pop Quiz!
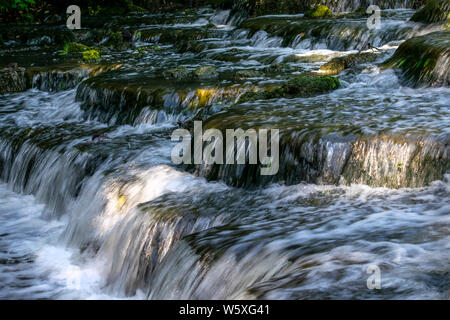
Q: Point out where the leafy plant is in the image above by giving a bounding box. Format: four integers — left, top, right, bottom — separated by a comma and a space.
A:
82, 49, 100, 62
0, 0, 35, 12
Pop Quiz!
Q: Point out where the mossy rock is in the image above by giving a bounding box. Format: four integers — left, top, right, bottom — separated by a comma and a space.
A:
284, 75, 340, 94
63, 42, 90, 54
320, 52, 378, 75
194, 66, 218, 80
235, 69, 261, 80
382, 31, 450, 87
320, 56, 356, 74
238, 75, 340, 102
305, 5, 332, 19
410, 0, 450, 24
163, 66, 192, 80
82, 49, 101, 62
0, 66, 27, 94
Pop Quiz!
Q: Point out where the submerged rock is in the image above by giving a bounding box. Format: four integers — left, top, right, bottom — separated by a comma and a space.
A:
0, 65, 27, 94
234, 69, 261, 80
238, 75, 340, 102
319, 52, 378, 75
194, 66, 219, 80
382, 31, 450, 87
410, 0, 450, 24
163, 66, 192, 80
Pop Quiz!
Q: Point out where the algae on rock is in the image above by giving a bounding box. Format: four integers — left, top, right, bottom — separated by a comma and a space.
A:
382, 31, 450, 87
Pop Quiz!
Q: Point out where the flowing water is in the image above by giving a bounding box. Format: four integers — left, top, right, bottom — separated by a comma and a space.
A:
0, 7, 449, 299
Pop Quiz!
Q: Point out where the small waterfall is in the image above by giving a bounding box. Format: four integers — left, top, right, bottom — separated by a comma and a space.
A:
0, 137, 104, 218
323, 0, 425, 12
0, 6, 448, 300
196, 133, 449, 188
0, 67, 27, 94
383, 31, 450, 87
145, 176, 450, 299
76, 77, 253, 126
238, 10, 443, 52
61, 164, 230, 296
29, 64, 121, 92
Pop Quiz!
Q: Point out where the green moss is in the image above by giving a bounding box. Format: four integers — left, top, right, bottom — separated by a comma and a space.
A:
382, 31, 450, 87
284, 75, 340, 94
238, 75, 340, 102
305, 5, 332, 18
82, 49, 101, 62
410, 0, 450, 24
62, 42, 90, 55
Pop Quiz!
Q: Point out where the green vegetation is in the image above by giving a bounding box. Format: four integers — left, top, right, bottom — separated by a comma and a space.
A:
305, 5, 332, 18
238, 75, 340, 102
0, 0, 35, 12
382, 31, 450, 87
410, 0, 450, 24
62, 42, 90, 54
82, 49, 101, 62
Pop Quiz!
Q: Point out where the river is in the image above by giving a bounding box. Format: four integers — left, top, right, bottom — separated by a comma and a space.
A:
0, 7, 448, 299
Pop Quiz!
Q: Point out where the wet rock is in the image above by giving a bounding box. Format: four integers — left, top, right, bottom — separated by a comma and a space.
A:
320, 55, 357, 74
410, 0, 450, 24
163, 66, 192, 80
382, 31, 450, 87
194, 66, 219, 80
82, 49, 101, 62
342, 135, 449, 188
0, 65, 27, 94
62, 42, 90, 54
76, 72, 253, 125
121, 29, 133, 42
196, 127, 449, 189
319, 52, 378, 75
138, 27, 219, 44
238, 9, 432, 51
238, 75, 340, 102
27, 63, 122, 92
235, 69, 261, 80
305, 5, 332, 18
176, 40, 210, 53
